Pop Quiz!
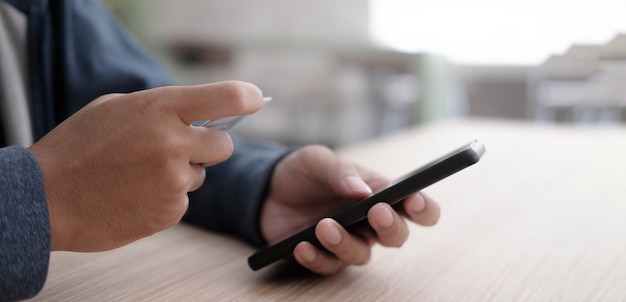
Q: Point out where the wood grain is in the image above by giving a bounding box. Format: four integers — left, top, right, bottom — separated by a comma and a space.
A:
29, 119, 626, 301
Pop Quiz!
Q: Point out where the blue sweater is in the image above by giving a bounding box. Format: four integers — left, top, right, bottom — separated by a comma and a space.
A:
0, 147, 50, 301
0, 0, 288, 300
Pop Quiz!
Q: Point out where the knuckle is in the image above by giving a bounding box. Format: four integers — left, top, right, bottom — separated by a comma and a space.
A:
220, 133, 235, 158
351, 251, 371, 266
169, 172, 191, 192
190, 167, 206, 191
309, 261, 339, 275
386, 237, 406, 248
379, 219, 409, 247
303, 258, 324, 272
303, 144, 332, 156
132, 89, 162, 109
203, 131, 234, 165
147, 136, 186, 164
147, 215, 176, 233
420, 204, 441, 226
148, 196, 188, 232
133, 87, 177, 119
222, 81, 256, 113
423, 215, 440, 226
300, 144, 333, 166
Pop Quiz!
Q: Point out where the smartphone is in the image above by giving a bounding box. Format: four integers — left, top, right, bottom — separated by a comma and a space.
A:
248, 140, 486, 271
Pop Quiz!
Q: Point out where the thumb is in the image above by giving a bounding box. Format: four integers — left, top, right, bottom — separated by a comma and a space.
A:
302, 145, 373, 197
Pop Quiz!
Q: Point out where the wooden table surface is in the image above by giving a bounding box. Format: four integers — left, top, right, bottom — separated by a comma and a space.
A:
30, 119, 626, 301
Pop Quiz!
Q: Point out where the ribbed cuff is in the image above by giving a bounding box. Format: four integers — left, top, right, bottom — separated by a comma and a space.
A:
0, 146, 50, 300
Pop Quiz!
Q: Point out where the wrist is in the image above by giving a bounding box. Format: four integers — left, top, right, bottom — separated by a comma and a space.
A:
28, 145, 74, 251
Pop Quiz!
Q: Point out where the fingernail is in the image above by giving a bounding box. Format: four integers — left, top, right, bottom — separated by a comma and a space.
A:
301, 246, 317, 263
326, 224, 343, 246
344, 176, 372, 195
410, 196, 426, 213
378, 206, 394, 228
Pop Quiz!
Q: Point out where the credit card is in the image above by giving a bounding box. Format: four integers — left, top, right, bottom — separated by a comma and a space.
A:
198, 96, 272, 130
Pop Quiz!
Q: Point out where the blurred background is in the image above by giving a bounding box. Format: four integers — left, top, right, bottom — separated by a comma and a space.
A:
104, 0, 626, 147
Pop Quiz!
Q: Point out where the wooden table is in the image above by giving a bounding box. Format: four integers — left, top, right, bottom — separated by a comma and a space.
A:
30, 119, 626, 301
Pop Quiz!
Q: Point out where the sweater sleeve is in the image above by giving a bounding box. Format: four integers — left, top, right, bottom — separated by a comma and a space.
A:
183, 137, 293, 246
0, 146, 50, 301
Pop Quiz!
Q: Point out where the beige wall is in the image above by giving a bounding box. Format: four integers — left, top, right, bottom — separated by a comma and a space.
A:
143, 0, 370, 48
109, 1, 618, 146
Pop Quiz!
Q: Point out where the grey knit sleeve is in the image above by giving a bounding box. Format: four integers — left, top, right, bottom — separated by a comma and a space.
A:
0, 146, 50, 301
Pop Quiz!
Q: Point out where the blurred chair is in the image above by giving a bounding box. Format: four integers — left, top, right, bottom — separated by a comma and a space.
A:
577, 34, 626, 123
532, 50, 601, 122
532, 34, 626, 124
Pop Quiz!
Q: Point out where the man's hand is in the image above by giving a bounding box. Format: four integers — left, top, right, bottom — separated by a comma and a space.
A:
260, 145, 440, 274
28, 81, 264, 252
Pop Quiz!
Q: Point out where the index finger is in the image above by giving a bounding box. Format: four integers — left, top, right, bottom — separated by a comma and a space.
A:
131, 81, 265, 125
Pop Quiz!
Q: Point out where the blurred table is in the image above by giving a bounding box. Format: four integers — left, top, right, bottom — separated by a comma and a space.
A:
30, 119, 626, 301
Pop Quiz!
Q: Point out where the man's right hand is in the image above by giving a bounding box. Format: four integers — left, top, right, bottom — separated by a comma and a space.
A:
28, 81, 264, 252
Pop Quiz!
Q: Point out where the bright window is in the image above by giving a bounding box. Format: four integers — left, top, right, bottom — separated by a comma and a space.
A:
369, 0, 626, 65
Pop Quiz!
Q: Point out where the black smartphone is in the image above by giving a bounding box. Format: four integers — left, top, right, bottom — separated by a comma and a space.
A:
248, 140, 486, 271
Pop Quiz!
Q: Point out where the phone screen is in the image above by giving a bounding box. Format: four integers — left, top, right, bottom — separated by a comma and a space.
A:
248, 140, 485, 271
